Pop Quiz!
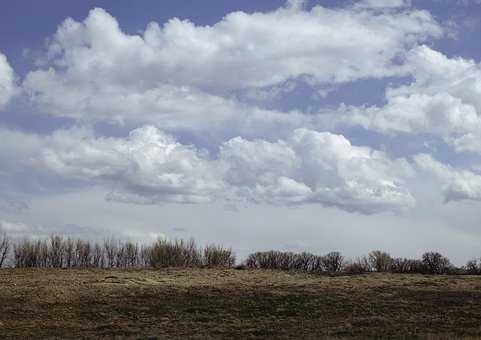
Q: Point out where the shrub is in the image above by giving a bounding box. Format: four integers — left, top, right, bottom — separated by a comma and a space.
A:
203, 244, 235, 268
245, 250, 346, 274
245, 251, 324, 273
5, 234, 237, 269
148, 238, 202, 268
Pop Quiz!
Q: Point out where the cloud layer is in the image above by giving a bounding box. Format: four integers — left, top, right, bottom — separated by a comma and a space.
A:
23, 5, 441, 125
23, 125, 413, 214
2, 0, 481, 219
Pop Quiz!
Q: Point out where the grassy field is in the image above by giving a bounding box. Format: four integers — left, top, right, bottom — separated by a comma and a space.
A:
2, 269, 481, 339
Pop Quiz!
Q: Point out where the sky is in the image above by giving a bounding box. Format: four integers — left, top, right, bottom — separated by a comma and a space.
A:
0, 0, 481, 264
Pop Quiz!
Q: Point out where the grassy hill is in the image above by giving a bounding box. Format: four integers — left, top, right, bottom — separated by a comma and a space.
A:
2, 268, 481, 339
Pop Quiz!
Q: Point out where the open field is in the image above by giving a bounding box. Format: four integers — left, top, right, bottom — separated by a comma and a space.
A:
2, 269, 481, 339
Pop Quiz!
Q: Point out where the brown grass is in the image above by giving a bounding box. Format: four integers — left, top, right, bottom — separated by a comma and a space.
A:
1, 269, 481, 339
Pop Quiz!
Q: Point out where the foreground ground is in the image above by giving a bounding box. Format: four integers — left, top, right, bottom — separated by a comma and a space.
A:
1, 269, 481, 339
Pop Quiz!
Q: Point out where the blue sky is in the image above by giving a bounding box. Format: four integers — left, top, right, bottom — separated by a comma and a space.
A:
0, 0, 481, 264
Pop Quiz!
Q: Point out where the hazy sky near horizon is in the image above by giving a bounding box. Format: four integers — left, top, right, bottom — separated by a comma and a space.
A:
1, 0, 481, 264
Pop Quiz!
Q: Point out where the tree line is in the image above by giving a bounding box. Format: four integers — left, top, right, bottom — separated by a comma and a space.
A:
245, 250, 460, 274
0, 233, 234, 269
2, 231, 481, 275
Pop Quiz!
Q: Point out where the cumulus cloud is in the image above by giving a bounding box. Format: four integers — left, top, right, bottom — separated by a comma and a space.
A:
19, 125, 414, 214
221, 128, 414, 213
414, 154, 481, 202
22, 4, 442, 125
0, 52, 17, 110
2, 2, 469, 216
36, 126, 223, 204
332, 46, 481, 153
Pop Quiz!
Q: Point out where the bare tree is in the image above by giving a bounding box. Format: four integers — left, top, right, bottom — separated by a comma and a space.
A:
422, 252, 451, 274
390, 258, 425, 274
64, 238, 75, 268
344, 257, 371, 274
0, 232, 10, 268
125, 242, 139, 268
49, 235, 65, 268
38, 240, 49, 268
75, 239, 92, 268
368, 250, 392, 272
92, 243, 104, 268
466, 259, 481, 275
139, 245, 151, 267
14, 239, 39, 268
104, 238, 118, 268
321, 251, 344, 272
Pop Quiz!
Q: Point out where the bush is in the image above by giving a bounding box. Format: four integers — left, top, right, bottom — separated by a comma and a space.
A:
245, 250, 345, 274
4, 234, 236, 270
148, 239, 202, 268
203, 244, 235, 268
245, 251, 325, 273
0, 231, 465, 276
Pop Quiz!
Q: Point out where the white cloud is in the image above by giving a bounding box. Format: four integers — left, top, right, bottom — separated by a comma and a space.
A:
22, 4, 442, 125
340, 92, 479, 135
0, 52, 17, 110
37, 126, 223, 204
22, 73, 312, 138
0, 125, 413, 214
414, 154, 481, 202
332, 46, 481, 153
221, 128, 414, 213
